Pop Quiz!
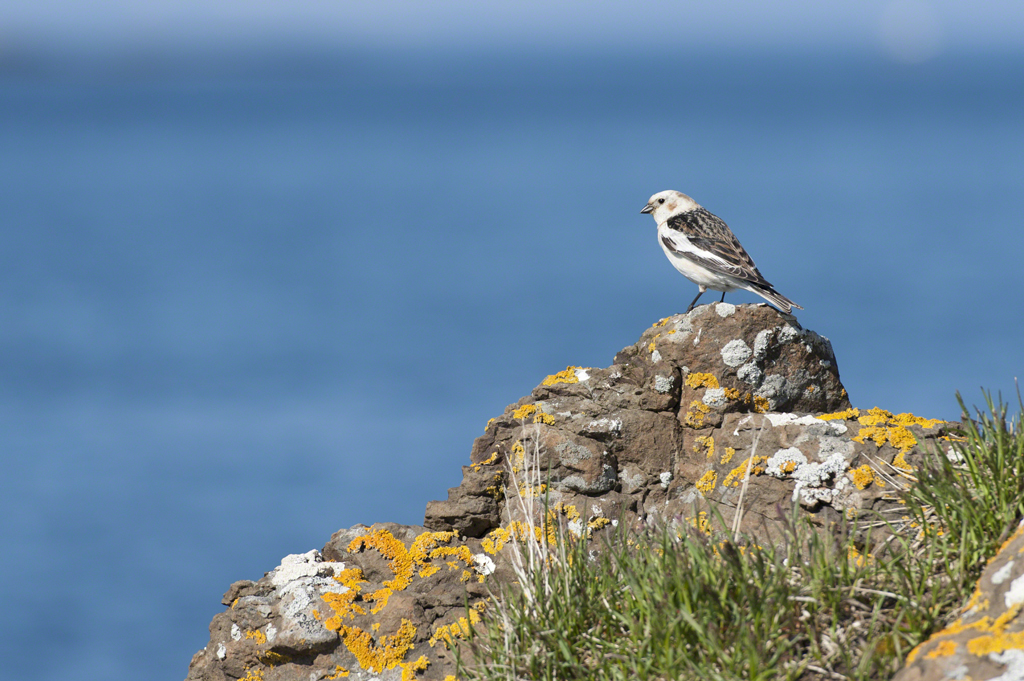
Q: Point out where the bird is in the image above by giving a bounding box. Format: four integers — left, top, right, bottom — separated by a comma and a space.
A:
641, 190, 802, 314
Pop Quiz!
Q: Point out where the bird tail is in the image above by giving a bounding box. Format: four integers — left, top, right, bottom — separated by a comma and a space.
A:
747, 284, 803, 314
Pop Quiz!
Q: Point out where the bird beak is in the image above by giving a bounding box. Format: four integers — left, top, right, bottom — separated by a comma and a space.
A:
640, 204, 654, 214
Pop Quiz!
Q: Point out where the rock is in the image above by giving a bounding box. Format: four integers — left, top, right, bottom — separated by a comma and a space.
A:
893, 520, 1024, 681
185, 304, 953, 681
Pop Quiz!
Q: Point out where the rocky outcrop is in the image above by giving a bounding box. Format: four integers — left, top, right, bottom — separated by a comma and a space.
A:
185, 303, 954, 681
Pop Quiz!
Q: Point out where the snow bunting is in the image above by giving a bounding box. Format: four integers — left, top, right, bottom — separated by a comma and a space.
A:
641, 190, 802, 314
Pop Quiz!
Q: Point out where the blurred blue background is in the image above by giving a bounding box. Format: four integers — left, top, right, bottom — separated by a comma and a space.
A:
2, 1, 1023, 678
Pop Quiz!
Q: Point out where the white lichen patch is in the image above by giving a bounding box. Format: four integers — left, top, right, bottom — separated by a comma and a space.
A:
720, 339, 752, 367
651, 349, 662, 363
990, 649, 1024, 681
791, 453, 850, 507
755, 374, 790, 408
702, 387, 727, 407
231, 624, 241, 641
473, 553, 496, 576
737, 362, 763, 386
568, 518, 584, 536
1005, 573, 1024, 608
619, 466, 646, 492
584, 417, 623, 436
778, 325, 803, 344
271, 550, 343, 588
819, 359, 832, 368
766, 448, 808, 477
992, 560, 1015, 585
654, 375, 674, 394
216, 642, 227, 659
659, 471, 673, 488
267, 550, 350, 649
693, 328, 702, 346
766, 413, 828, 428
575, 368, 590, 381
754, 329, 773, 359
715, 303, 736, 317
556, 440, 594, 465
265, 623, 277, 643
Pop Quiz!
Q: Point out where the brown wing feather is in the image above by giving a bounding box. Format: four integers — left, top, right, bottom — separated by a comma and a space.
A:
664, 208, 772, 287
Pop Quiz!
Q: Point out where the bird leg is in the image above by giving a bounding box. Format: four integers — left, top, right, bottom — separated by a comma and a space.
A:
719, 291, 726, 303
686, 286, 707, 313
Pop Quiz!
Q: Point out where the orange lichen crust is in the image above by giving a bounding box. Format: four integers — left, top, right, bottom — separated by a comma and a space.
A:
429, 608, 483, 649
480, 504, 610, 555
684, 400, 711, 428
849, 407, 945, 475
723, 456, 768, 487
752, 396, 770, 414
720, 447, 736, 465
818, 407, 861, 421
685, 372, 720, 389
510, 403, 554, 424
693, 435, 715, 460
470, 451, 499, 472
541, 366, 581, 386
696, 470, 717, 494
850, 464, 876, 490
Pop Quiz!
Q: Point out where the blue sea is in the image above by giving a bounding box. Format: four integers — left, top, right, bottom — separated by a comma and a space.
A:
2, 48, 1022, 679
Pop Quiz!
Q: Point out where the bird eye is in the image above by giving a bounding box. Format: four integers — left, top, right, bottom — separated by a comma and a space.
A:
657, 198, 665, 204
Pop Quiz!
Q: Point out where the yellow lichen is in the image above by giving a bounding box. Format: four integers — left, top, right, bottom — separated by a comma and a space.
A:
510, 440, 525, 473
349, 530, 414, 613
723, 387, 741, 400
847, 546, 873, 568
696, 470, 717, 494
693, 435, 715, 460
924, 640, 958, 659
470, 451, 499, 471
484, 417, 495, 432
967, 630, 1024, 656
325, 666, 350, 679
648, 334, 660, 353
684, 400, 711, 428
244, 629, 267, 645
850, 464, 876, 490
429, 610, 482, 649
817, 407, 860, 421
541, 366, 580, 386
259, 651, 289, 666
322, 569, 368, 627
892, 450, 913, 473
511, 403, 538, 419
891, 412, 945, 429
652, 318, 670, 327
858, 407, 894, 426
720, 447, 736, 465
518, 483, 548, 498
534, 412, 555, 425
753, 396, 770, 414
239, 669, 265, 681
399, 656, 429, 681
723, 456, 768, 487
587, 517, 611, 531
689, 511, 712, 536
685, 372, 720, 389
886, 427, 918, 453
336, 620, 417, 674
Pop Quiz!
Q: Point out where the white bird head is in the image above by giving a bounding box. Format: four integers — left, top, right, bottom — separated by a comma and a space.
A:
640, 190, 699, 223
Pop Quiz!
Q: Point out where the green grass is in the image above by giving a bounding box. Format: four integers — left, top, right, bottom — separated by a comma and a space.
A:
457, 393, 1024, 681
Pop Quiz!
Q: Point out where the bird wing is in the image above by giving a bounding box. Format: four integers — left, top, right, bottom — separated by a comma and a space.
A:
662, 208, 772, 286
